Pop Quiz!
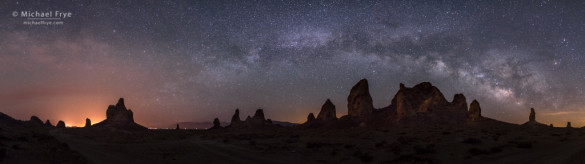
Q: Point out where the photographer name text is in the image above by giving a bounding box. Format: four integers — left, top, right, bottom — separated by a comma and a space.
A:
16, 11, 72, 19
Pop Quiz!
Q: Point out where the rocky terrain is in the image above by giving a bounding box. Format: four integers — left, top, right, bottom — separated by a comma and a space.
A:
92, 98, 147, 130
2, 79, 585, 163
0, 113, 86, 163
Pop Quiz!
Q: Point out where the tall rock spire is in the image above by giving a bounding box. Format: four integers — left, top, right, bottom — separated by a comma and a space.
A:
347, 79, 374, 117
529, 108, 535, 122
468, 100, 482, 121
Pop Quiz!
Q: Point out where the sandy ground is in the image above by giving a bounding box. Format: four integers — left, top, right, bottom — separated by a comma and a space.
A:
40, 125, 585, 164
51, 128, 299, 164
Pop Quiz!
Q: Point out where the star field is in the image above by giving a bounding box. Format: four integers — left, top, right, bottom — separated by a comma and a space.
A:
1, 0, 585, 127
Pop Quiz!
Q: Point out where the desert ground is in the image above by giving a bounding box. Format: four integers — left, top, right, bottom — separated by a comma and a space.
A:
3, 121, 585, 163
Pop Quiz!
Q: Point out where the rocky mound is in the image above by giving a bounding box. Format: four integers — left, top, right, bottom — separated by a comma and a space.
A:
93, 98, 147, 130
24, 116, 47, 127
56, 120, 66, 128
210, 118, 222, 129
306, 113, 315, 123
29, 116, 44, 125
0, 112, 22, 126
45, 120, 53, 127
347, 79, 374, 117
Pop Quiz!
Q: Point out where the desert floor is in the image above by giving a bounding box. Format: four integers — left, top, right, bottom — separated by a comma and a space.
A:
27, 123, 585, 164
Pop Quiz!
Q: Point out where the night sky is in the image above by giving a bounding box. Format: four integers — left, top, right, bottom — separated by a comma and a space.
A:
1, 0, 585, 128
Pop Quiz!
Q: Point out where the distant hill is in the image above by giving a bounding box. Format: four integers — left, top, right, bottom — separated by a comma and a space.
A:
172, 122, 229, 129
0, 112, 21, 126
271, 120, 299, 127
173, 120, 299, 129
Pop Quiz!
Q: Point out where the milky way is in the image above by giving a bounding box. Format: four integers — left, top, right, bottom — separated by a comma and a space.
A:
1, 1, 585, 127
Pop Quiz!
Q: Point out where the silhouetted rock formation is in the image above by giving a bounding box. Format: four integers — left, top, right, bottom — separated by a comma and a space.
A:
450, 94, 468, 111
567, 122, 572, 128
0, 112, 21, 126
45, 120, 53, 127
247, 109, 272, 127
522, 108, 546, 126
227, 109, 275, 128
347, 79, 374, 117
390, 82, 449, 118
307, 80, 493, 127
230, 109, 242, 125
529, 108, 535, 122
24, 115, 47, 127
303, 99, 340, 128
56, 120, 66, 128
306, 113, 315, 123
317, 99, 337, 121
93, 98, 147, 130
85, 118, 91, 128
253, 109, 266, 120
106, 98, 134, 122
211, 118, 222, 129
468, 100, 482, 121
29, 116, 44, 126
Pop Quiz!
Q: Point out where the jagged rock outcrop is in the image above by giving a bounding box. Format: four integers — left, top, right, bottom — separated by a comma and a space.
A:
28, 116, 44, 126
468, 100, 482, 121
85, 118, 91, 128
306, 113, 315, 123
347, 79, 374, 117
106, 98, 134, 122
211, 118, 221, 129
247, 109, 270, 127
391, 82, 449, 118
253, 109, 266, 120
45, 120, 53, 127
317, 99, 337, 121
227, 109, 274, 128
0, 112, 20, 126
303, 100, 340, 128
305, 80, 495, 126
56, 120, 66, 128
93, 98, 147, 130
